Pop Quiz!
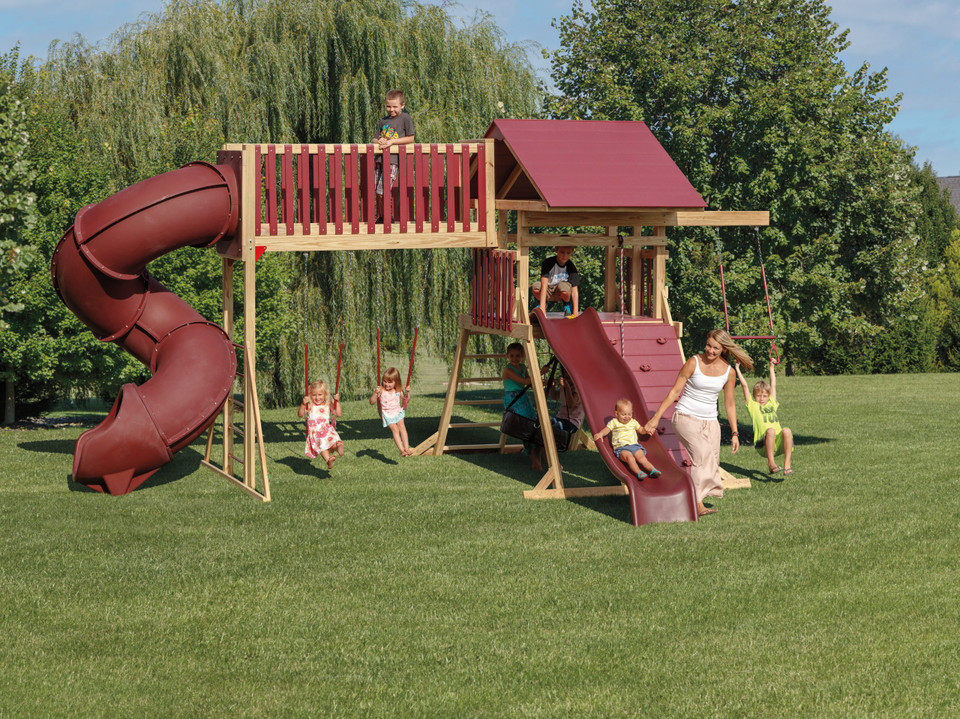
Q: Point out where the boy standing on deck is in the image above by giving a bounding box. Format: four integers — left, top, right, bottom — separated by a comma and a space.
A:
531, 245, 579, 317
374, 89, 415, 219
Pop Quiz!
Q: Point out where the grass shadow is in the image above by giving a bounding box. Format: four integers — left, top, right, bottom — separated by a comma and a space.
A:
277, 455, 329, 478
355, 448, 398, 465
19, 438, 77, 455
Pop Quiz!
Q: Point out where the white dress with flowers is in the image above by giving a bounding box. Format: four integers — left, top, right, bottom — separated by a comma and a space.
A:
304, 402, 342, 457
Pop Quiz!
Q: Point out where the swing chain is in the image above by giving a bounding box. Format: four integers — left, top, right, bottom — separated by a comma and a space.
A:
617, 233, 626, 359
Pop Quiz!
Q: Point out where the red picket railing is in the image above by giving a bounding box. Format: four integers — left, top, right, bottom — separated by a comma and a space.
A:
251, 142, 488, 238
471, 248, 515, 331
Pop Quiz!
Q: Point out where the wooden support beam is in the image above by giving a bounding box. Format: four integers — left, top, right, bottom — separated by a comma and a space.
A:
255, 231, 493, 252
523, 485, 629, 500
434, 328, 470, 456
497, 164, 525, 200
523, 337, 563, 491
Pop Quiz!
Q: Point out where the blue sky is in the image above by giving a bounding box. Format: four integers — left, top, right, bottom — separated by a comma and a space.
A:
2, 0, 958, 175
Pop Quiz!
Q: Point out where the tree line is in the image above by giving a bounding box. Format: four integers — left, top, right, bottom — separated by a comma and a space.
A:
1, 0, 958, 419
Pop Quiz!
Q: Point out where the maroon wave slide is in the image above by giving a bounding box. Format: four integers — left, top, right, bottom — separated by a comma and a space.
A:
51, 162, 239, 495
530, 308, 698, 525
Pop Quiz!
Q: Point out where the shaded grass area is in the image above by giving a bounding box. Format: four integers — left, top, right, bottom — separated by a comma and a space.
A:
1, 372, 959, 717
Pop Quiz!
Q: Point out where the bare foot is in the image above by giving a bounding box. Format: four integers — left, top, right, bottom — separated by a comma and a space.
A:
326, 456, 336, 470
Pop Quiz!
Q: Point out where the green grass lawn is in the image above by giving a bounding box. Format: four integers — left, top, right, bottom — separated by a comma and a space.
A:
2, 371, 959, 717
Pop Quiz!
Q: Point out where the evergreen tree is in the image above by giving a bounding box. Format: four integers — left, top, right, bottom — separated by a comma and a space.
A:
547, 0, 930, 373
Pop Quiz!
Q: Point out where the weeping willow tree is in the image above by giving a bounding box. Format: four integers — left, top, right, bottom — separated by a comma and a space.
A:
33, 0, 541, 403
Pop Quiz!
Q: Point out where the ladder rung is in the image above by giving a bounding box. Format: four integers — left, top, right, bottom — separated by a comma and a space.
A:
449, 421, 502, 428
232, 342, 245, 350
226, 424, 244, 437
453, 399, 503, 406
231, 398, 244, 408
457, 377, 500, 384
228, 453, 244, 465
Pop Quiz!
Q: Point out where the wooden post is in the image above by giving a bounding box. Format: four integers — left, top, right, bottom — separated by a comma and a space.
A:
516, 211, 530, 322
652, 225, 667, 320
433, 328, 470, 456
485, 139, 497, 245
604, 226, 617, 312
498, 209, 509, 249
243, 257, 256, 488
524, 338, 562, 492
222, 258, 235, 474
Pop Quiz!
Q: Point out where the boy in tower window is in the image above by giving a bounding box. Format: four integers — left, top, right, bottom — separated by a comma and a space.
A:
531, 245, 579, 317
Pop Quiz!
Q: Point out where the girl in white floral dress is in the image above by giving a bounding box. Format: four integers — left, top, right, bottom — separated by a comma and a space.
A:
299, 380, 344, 469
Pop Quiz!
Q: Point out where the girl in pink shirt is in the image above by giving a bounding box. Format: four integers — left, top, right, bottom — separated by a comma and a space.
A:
370, 367, 412, 456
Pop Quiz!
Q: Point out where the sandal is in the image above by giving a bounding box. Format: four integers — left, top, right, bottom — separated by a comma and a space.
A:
783, 468, 793, 475
648, 468, 662, 479
768, 465, 783, 475
698, 507, 718, 516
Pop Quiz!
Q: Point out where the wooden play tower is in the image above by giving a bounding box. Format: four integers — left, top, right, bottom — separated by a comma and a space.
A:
206, 119, 767, 504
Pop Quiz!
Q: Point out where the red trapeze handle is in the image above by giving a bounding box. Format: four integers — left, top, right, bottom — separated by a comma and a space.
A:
334, 342, 343, 395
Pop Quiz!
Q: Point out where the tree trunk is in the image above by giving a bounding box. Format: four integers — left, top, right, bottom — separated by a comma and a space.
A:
3, 379, 13, 425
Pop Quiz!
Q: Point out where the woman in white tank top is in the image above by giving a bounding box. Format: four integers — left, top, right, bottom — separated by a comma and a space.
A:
643, 329, 753, 517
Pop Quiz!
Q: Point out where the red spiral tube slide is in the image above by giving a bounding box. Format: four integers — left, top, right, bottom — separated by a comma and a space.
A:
51, 162, 239, 495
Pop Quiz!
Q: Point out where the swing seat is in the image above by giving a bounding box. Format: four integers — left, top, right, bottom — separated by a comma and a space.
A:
532, 420, 572, 453
500, 410, 539, 443
500, 411, 572, 452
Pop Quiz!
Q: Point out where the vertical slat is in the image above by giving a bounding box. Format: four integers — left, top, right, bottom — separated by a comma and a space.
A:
382, 148, 392, 233
431, 145, 442, 233
366, 145, 376, 234
333, 146, 343, 234
507, 252, 514, 331
282, 145, 294, 235
254, 146, 262, 236
471, 249, 478, 325
349, 144, 359, 234
314, 147, 327, 235
446, 143, 456, 233
493, 251, 499, 328
397, 146, 408, 232
461, 145, 471, 232
299, 145, 310, 235
415, 145, 425, 233
477, 143, 486, 232
266, 145, 278, 236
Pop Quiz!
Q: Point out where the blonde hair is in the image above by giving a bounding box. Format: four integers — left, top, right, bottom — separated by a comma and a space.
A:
385, 89, 404, 103
308, 380, 329, 403
752, 380, 770, 398
381, 367, 402, 387
707, 328, 754, 370
615, 398, 632, 412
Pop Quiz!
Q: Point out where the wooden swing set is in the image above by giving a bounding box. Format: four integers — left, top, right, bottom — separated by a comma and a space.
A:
201, 119, 769, 504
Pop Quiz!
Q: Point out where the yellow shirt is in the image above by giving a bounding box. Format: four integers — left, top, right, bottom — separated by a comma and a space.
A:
606, 418, 643, 449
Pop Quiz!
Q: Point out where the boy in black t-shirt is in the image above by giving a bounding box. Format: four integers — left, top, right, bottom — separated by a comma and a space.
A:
531, 245, 579, 317
374, 89, 415, 218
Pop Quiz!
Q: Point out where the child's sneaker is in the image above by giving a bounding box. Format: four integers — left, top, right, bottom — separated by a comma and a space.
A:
648, 467, 662, 478
563, 301, 573, 315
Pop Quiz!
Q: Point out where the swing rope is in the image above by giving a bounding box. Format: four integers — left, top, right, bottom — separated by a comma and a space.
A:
303, 252, 309, 396
714, 228, 780, 364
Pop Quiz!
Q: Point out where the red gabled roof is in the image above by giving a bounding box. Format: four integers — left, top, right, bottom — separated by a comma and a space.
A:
484, 119, 707, 210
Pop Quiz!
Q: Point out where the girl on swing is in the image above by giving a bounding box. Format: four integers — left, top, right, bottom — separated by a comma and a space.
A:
370, 367, 412, 456
299, 379, 344, 470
